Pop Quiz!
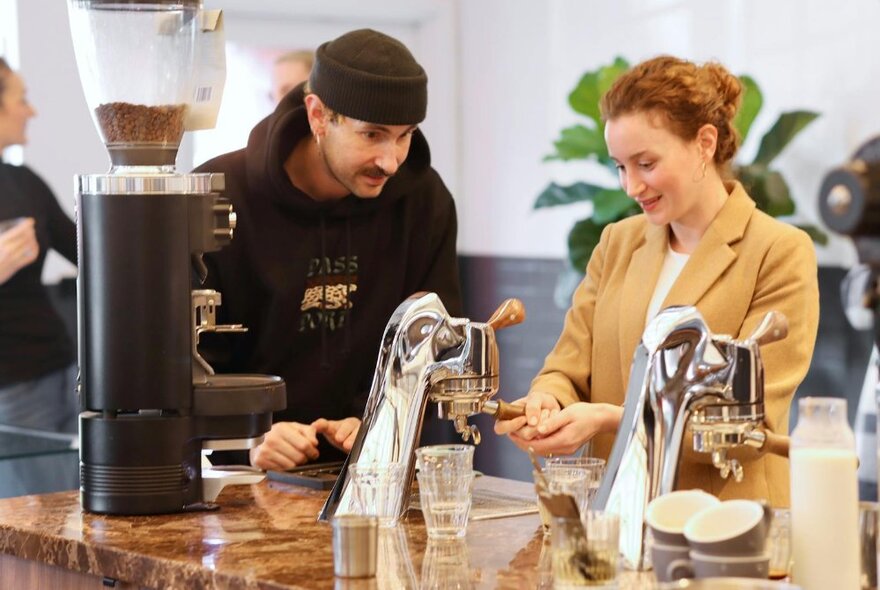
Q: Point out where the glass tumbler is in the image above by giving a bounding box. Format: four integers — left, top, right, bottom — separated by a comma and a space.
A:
544, 457, 606, 508
349, 462, 406, 528
767, 508, 791, 580
416, 470, 474, 539
415, 444, 474, 475
551, 511, 619, 588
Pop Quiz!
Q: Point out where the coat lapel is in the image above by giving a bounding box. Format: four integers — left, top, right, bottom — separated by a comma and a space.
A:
618, 222, 667, 386
663, 182, 754, 308
617, 181, 755, 386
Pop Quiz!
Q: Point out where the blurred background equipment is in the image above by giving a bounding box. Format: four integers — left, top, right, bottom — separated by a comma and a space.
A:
818, 135, 880, 502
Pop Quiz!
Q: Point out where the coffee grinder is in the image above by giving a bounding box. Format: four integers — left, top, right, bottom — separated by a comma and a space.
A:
68, 0, 286, 514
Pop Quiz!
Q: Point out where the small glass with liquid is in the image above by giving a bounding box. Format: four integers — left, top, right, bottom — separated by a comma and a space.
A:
551, 511, 619, 588
416, 470, 474, 539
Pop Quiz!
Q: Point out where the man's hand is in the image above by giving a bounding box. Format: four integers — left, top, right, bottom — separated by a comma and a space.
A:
249, 421, 320, 471
312, 417, 361, 453
0, 218, 38, 284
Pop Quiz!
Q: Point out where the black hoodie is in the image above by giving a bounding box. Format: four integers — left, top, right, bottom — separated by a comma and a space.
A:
196, 86, 462, 440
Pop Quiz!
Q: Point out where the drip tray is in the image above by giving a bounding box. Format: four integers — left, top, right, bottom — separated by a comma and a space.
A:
411, 487, 538, 521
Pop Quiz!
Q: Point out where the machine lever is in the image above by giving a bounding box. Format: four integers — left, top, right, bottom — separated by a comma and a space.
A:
487, 298, 526, 330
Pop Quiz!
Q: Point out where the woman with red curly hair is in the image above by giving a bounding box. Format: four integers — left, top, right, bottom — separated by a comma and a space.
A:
497, 56, 819, 505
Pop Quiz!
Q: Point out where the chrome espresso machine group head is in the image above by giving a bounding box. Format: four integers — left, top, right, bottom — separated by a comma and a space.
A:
594, 305, 791, 570
69, 0, 285, 514
319, 293, 525, 522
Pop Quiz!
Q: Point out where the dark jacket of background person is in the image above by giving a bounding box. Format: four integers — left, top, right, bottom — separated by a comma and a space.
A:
0, 163, 76, 386
195, 85, 462, 453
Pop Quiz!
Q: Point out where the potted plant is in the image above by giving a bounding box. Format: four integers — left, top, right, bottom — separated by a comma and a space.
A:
536, 57, 825, 306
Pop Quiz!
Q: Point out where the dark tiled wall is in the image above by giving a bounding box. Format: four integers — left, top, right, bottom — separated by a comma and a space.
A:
458, 257, 874, 482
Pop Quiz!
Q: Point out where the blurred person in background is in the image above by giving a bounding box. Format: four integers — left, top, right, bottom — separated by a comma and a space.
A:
0, 57, 78, 434
270, 49, 314, 105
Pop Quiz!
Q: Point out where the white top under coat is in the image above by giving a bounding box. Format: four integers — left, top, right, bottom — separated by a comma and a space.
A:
645, 246, 690, 324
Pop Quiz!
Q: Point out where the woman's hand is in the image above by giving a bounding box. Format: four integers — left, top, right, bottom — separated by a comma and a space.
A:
0, 218, 38, 284
494, 391, 560, 439
512, 402, 624, 457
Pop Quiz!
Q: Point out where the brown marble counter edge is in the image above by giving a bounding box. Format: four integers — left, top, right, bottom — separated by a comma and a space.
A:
0, 523, 305, 590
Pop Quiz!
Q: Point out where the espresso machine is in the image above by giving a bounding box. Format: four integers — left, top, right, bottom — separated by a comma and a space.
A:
319, 293, 526, 522
69, 0, 285, 514
594, 305, 791, 569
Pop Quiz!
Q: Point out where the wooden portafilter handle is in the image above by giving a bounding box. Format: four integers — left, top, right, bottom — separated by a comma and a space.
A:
486, 298, 526, 331
482, 399, 526, 421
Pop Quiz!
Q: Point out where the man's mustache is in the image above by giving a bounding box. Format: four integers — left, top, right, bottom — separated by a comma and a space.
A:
362, 166, 394, 179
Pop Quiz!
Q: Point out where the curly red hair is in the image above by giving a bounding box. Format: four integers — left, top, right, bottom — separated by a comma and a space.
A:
600, 56, 742, 168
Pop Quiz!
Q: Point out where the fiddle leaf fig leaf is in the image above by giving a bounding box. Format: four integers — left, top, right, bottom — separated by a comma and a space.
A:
795, 224, 829, 246
544, 124, 607, 162
761, 169, 797, 217
534, 182, 609, 209
735, 75, 762, 144
736, 165, 795, 217
753, 110, 819, 166
568, 71, 602, 125
568, 57, 629, 126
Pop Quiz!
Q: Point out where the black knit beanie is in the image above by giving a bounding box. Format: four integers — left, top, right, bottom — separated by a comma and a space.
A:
309, 29, 428, 125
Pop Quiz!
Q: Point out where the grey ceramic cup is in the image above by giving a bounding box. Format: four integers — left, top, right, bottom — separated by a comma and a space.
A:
690, 550, 770, 579
646, 490, 720, 546
684, 499, 771, 556
651, 541, 693, 583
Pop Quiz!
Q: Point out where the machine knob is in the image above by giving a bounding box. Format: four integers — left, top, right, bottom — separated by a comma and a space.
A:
487, 298, 526, 330
747, 311, 788, 346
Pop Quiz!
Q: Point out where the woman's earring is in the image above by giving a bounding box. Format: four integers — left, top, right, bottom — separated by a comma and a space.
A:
693, 159, 708, 183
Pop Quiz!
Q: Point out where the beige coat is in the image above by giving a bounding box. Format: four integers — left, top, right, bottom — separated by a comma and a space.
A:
530, 182, 819, 506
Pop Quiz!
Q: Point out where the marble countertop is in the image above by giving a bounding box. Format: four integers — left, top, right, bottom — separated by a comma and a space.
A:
0, 475, 658, 589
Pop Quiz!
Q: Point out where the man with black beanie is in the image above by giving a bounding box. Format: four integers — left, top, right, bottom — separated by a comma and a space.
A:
196, 29, 462, 470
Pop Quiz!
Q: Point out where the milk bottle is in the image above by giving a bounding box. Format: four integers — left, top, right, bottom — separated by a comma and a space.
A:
790, 397, 860, 590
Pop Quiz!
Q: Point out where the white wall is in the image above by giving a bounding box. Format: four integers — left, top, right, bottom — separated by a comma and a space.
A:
14, 0, 99, 282
11, 0, 880, 271
0, 0, 20, 165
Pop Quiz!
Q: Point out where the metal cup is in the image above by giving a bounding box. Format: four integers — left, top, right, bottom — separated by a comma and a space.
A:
860, 501, 878, 590
332, 515, 378, 578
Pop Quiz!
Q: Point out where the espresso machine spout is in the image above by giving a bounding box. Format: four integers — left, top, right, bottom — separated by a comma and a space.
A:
593, 306, 790, 569
318, 293, 525, 522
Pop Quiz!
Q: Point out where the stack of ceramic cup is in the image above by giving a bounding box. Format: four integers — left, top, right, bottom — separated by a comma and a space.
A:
647, 491, 774, 582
